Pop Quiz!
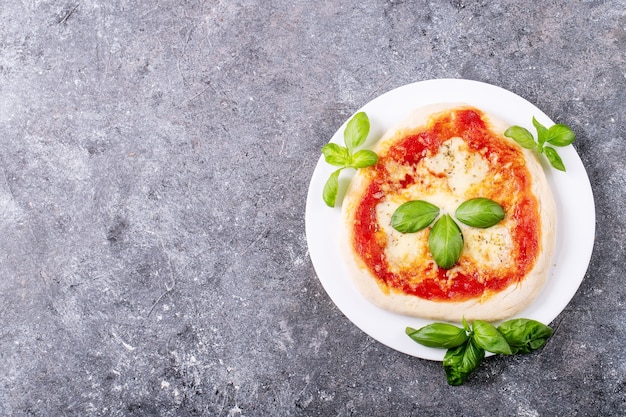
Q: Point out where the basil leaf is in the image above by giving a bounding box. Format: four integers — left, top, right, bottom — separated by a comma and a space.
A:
428, 214, 463, 269
472, 320, 512, 355
532, 116, 549, 146
321, 143, 350, 166
344, 112, 370, 152
462, 316, 471, 334
503, 126, 536, 149
545, 124, 575, 147
349, 149, 378, 169
391, 200, 440, 233
455, 198, 505, 228
406, 324, 469, 349
497, 319, 553, 354
443, 339, 485, 386
543, 146, 566, 171
322, 169, 342, 207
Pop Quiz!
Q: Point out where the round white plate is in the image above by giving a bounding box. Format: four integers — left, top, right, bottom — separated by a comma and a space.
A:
305, 79, 595, 361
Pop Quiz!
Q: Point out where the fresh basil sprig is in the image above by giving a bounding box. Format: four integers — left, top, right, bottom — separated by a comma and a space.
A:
406, 318, 553, 385
390, 197, 505, 269
321, 112, 378, 207
504, 117, 575, 172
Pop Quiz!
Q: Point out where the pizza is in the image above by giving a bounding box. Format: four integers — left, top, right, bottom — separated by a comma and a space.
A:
339, 104, 556, 322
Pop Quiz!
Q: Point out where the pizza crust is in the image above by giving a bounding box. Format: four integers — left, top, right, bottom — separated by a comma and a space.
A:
339, 104, 556, 323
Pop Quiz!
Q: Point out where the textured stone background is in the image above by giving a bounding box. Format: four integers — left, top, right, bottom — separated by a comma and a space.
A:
0, 1, 624, 416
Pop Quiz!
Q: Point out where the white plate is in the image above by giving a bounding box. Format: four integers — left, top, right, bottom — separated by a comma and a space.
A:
305, 79, 596, 361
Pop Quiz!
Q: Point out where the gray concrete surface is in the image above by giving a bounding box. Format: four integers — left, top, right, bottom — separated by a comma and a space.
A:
0, 1, 624, 416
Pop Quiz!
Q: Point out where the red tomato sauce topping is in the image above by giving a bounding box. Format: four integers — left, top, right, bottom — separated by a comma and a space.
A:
351, 108, 540, 302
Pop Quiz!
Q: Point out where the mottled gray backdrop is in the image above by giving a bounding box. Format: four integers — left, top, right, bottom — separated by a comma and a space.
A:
0, 1, 624, 416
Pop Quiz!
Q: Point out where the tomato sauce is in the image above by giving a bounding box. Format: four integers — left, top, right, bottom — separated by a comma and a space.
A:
352, 108, 540, 302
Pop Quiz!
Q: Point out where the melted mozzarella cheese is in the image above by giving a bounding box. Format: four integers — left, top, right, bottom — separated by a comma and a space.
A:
376, 199, 431, 272
460, 223, 514, 269
377, 136, 513, 276
423, 137, 489, 197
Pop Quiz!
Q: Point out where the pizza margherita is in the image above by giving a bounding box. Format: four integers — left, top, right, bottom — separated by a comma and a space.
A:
339, 104, 556, 322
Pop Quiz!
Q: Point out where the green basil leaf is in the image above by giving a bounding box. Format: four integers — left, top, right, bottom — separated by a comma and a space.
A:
462, 316, 471, 334
321, 143, 350, 166
443, 339, 485, 386
503, 126, 536, 149
545, 124, 575, 147
406, 324, 468, 349
391, 200, 440, 233
349, 149, 378, 169
344, 112, 370, 152
428, 214, 463, 269
455, 198, 505, 228
322, 169, 342, 207
497, 319, 553, 354
472, 320, 512, 355
532, 116, 549, 146
543, 146, 566, 171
